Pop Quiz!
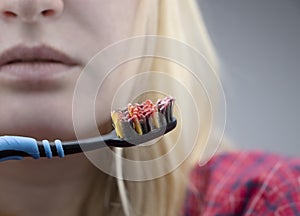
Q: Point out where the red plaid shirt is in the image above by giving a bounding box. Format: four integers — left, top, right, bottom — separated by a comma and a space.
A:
184, 151, 300, 215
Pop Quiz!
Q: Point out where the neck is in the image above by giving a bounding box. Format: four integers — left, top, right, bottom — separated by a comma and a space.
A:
0, 154, 106, 216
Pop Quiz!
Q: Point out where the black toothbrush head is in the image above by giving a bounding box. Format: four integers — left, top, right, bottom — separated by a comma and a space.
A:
111, 96, 176, 141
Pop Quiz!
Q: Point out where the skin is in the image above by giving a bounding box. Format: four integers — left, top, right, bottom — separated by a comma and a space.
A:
0, 0, 138, 215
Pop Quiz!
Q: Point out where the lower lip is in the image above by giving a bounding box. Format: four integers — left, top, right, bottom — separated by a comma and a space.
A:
0, 61, 77, 84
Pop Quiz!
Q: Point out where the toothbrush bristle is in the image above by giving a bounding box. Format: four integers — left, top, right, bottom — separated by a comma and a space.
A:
111, 96, 175, 138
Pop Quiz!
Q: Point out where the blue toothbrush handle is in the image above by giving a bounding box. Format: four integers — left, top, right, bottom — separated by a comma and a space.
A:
0, 136, 40, 162
0, 136, 65, 162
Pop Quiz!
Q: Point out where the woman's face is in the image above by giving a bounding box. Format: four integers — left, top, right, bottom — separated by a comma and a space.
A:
0, 0, 138, 140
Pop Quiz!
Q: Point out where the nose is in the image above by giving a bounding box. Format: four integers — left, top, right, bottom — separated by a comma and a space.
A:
0, 0, 64, 22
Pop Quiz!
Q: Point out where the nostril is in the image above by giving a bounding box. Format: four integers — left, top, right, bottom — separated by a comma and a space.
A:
41, 9, 55, 17
1, 1, 64, 21
3, 11, 17, 18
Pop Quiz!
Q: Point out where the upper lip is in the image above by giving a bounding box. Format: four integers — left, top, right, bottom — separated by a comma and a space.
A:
0, 45, 79, 67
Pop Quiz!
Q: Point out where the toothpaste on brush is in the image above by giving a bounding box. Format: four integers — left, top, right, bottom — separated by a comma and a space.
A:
111, 96, 175, 139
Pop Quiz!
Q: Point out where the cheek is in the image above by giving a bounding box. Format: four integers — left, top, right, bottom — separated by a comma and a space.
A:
62, 1, 140, 77
65, 0, 138, 40
94, 59, 142, 127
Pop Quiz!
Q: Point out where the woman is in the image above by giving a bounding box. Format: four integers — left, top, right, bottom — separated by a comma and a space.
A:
0, 0, 299, 216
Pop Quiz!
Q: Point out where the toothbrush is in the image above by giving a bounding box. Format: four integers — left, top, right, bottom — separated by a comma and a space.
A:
0, 96, 176, 162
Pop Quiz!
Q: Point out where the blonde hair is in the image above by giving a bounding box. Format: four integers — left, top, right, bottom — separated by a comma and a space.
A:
88, 0, 223, 215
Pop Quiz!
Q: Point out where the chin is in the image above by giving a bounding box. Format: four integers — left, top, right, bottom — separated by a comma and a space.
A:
0, 121, 76, 141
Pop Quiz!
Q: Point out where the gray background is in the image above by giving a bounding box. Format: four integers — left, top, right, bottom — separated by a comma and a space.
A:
198, 0, 300, 156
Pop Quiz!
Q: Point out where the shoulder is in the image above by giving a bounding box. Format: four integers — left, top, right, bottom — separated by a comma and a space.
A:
184, 151, 300, 215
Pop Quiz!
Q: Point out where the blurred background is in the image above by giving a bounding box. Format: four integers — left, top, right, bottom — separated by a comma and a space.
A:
198, 0, 300, 156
